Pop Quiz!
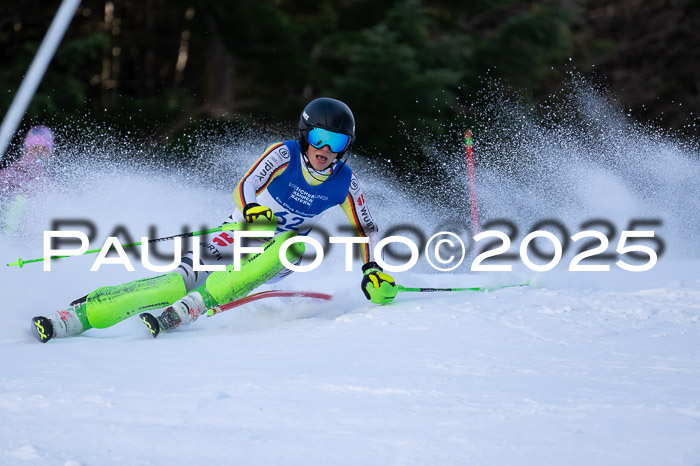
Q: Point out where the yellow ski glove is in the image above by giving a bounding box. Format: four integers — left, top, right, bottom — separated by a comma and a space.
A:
243, 203, 275, 223
361, 261, 397, 304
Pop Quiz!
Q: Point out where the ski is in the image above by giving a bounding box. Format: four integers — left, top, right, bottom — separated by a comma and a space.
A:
142, 290, 333, 338
32, 316, 54, 343
140, 312, 161, 338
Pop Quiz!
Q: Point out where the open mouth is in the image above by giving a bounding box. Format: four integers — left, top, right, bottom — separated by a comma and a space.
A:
316, 154, 328, 165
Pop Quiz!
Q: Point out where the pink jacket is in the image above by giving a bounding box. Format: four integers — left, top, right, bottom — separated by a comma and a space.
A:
0, 153, 45, 197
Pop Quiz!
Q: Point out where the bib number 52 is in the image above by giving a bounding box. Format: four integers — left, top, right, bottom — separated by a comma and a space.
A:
275, 212, 306, 232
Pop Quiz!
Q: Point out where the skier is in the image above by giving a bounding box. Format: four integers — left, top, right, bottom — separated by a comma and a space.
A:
32, 97, 397, 342
1, 125, 54, 233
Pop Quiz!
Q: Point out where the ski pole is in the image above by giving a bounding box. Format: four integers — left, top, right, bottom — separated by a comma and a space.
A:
397, 282, 529, 293
7, 220, 275, 268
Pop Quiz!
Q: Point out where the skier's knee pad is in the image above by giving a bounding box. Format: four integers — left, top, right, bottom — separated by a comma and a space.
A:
85, 272, 187, 328
202, 231, 305, 305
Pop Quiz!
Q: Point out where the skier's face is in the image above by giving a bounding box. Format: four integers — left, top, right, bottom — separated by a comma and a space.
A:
307, 144, 335, 171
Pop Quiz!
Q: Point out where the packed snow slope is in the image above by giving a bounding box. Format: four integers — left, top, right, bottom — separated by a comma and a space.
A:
1, 85, 699, 465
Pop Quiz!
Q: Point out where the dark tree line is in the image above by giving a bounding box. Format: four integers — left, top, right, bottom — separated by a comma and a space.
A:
1, 0, 698, 172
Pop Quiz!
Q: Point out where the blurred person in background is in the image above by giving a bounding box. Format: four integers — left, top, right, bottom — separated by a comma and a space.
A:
0, 125, 54, 234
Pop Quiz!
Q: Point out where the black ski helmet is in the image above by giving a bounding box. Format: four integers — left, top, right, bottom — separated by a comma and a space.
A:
298, 97, 356, 159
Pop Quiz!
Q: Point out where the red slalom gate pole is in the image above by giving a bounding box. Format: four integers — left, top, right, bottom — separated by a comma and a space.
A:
464, 130, 480, 235
207, 290, 333, 317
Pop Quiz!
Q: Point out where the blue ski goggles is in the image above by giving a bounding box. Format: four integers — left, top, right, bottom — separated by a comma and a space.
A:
307, 127, 350, 153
